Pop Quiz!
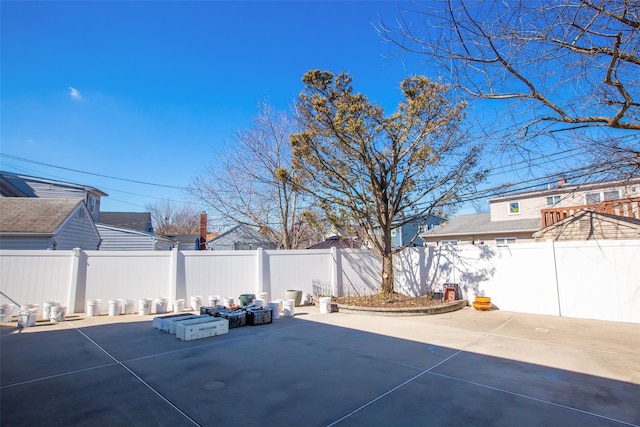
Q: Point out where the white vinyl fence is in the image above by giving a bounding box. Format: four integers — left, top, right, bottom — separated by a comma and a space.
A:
1, 240, 638, 323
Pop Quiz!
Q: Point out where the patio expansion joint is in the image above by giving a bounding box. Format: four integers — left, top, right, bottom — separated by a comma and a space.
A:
327, 313, 522, 427
327, 312, 638, 427
67, 322, 200, 426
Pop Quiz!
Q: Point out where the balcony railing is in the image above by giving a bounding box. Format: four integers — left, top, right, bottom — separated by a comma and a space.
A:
540, 197, 640, 228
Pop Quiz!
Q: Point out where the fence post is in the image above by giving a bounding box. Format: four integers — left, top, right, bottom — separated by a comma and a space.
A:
256, 248, 264, 293
170, 248, 186, 302
67, 248, 87, 314
330, 247, 343, 297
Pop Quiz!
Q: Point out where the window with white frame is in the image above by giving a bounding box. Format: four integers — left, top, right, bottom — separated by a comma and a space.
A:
508, 201, 520, 214
604, 190, 620, 201
391, 229, 397, 237
495, 237, 517, 245
585, 192, 601, 204
546, 196, 561, 206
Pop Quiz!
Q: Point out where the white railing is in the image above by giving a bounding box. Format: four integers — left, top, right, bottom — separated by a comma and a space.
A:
1, 240, 638, 323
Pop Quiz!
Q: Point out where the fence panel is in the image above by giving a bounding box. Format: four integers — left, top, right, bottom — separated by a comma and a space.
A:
340, 249, 380, 297
84, 251, 172, 308
554, 240, 640, 323
182, 251, 257, 302
0, 250, 73, 317
266, 249, 333, 299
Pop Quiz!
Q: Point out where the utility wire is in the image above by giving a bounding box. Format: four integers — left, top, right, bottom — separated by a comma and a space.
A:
0, 153, 185, 190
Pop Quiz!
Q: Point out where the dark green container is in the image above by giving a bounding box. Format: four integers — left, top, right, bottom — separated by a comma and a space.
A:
239, 294, 255, 306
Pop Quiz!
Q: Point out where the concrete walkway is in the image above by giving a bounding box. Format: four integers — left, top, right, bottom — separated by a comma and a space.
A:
1, 307, 638, 426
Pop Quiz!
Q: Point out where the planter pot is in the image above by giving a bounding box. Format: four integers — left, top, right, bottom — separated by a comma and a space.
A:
472, 301, 492, 311
239, 294, 255, 306
285, 290, 302, 307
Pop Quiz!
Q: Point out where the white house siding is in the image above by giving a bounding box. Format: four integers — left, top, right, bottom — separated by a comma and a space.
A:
490, 180, 640, 222
54, 209, 100, 250
96, 225, 156, 251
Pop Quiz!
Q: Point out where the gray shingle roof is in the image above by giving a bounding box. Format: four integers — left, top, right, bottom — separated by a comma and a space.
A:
98, 212, 153, 232
422, 213, 541, 237
0, 198, 82, 233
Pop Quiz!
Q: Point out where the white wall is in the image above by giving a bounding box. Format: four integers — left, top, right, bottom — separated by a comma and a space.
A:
1, 240, 638, 323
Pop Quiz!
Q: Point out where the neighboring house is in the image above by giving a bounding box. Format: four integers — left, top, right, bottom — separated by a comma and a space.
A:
206, 224, 278, 250
374, 214, 445, 248
0, 198, 101, 250
533, 210, 640, 241
421, 212, 540, 246
0, 171, 108, 222
98, 212, 153, 232
422, 177, 640, 246
95, 224, 176, 251
307, 235, 362, 249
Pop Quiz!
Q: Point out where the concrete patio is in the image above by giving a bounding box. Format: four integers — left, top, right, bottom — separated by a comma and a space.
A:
1, 306, 638, 426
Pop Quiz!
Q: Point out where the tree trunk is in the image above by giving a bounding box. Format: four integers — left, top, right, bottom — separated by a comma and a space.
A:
381, 252, 394, 296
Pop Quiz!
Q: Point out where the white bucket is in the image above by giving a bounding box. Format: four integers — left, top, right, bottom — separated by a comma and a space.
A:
124, 300, 135, 315
319, 297, 332, 314
172, 300, 181, 313
94, 299, 102, 316
139, 299, 151, 316
190, 296, 202, 312
283, 299, 295, 317
87, 300, 97, 317
50, 305, 63, 323
117, 299, 124, 315
155, 298, 168, 314
268, 301, 280, 320
109, 300, 120, 316
43, 301, 56, 320
302, 293, 311, 305
257, 292, 269, 301
208, 296, 218, 306
18, 308, 38, 327
1, 304, 15, 322
60, 306, 67, 321
253, 298, 264, 308
223, 297, 234, 308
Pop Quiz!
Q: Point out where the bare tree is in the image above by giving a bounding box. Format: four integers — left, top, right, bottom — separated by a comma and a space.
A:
188, 102, 319, 249
146, 199, 201, 235
378, 0, 639, 176
291, 70, 485, 295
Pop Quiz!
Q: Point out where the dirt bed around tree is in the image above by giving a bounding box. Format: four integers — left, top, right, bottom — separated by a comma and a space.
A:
330, 293, 443, 309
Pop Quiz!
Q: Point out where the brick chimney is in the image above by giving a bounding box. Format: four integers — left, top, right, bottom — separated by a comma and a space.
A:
557, 176, 567, 187
199, 212, 207, 250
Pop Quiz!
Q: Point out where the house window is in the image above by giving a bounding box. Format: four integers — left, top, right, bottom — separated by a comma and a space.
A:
440, 240, 458, 245
495, 237, 517, 245
603, 190, 620, 201
585, 192, 601, 204
546, 196, 561, 206
391, 229, 397, 237
88, 196, 96, 214
509, 202, 520, 214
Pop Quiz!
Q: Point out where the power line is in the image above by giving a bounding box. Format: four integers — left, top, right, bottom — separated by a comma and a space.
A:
0, 153, 186, 190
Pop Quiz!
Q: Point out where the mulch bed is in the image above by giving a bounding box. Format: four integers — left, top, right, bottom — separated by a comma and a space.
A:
331, 292, 442, 308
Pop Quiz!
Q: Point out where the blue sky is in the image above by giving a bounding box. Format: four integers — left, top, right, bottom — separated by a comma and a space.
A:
4, 1, 582, 220
3, 1, 443, 213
